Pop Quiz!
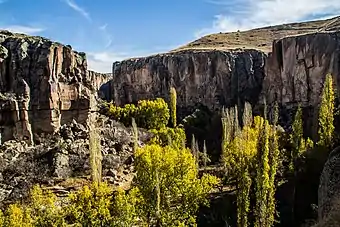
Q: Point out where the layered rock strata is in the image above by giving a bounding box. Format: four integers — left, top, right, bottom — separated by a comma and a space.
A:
0, 31, 110, 144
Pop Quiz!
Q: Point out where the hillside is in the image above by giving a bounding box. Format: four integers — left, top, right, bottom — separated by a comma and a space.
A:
173, 16, 340, 53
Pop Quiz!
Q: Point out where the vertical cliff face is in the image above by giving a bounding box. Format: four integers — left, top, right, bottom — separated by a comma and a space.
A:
0, 31, 109, 144
110, 31, 340, 133
263, 32, 340, 137
111, 50, 266, 116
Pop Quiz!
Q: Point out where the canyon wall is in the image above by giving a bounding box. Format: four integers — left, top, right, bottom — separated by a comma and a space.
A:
111, 50, 266, 116
0, 31, 110, 144
263, 31, 340, 137
110, 31, 340, 134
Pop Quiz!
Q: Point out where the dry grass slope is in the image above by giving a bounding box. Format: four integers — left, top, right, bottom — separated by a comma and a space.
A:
174, 16, 340, 53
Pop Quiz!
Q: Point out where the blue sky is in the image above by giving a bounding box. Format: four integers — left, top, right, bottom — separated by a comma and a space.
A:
1, 0, 340, 72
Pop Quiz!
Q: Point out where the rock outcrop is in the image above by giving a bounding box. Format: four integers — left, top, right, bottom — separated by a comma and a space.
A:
317, 146, 340, 225
0, 117, 153, 206
263, 32, 340, 137
111, 50, 266, 117
109, 31, 340, 134
0, 31, 110, 144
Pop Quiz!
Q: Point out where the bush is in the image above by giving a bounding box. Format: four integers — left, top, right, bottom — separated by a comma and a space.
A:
134, 144, 219, 226
104, 98, 170, 130
65, 183, 113, 226
3, 204, 33, 227
149, 126, 186, 148
29, 185, 65, 227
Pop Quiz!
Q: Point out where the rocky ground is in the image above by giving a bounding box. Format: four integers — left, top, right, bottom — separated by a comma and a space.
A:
0, 115, 152, 207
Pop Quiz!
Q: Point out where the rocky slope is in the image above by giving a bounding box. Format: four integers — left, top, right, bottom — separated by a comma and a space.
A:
0, 30, 110, 145
0, 116, 152, 207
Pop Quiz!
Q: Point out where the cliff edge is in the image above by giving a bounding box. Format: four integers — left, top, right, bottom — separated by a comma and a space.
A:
0, 30, 111, 144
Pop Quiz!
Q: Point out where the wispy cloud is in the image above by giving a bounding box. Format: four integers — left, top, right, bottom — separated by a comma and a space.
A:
87, 47, 172, 73
87, 51, 130, 73
98, 23, 113, 48
197, 0, 340, 37
63, 0, 91, 21
0, 25, 45, 34
99, 24, 108, 31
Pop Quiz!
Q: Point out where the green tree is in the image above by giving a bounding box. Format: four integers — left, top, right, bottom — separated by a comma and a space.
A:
149, 126, 186, 149
105, 98, 170, 130
318, 73, 335, 148
29, 186, 65, 227
65, 182, 113, 226
4, 204, 33, 227
111, 188, 141, 227
170, 87, 177, 127
132, 117, 138, 152
289, 105, 314, 224
254, 118, 270, 227
134, 144, 219, 226
223, 114, 263, 227
266, 102, 280, 227
201, 140, 210, 167
89, 113, 102, 184
0, 210, 3, 227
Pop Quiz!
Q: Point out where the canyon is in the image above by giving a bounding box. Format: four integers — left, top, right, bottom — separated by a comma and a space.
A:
1, 16, 340, 225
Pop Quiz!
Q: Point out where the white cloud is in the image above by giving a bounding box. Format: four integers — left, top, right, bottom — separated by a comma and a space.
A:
97, 24, 113, 48
87, 48, 170, 73
87, 52, 130, 73
99, 24, 108, 31
198, 0, 340, 36
1, 25, 44, 34
63, 0, 91, 21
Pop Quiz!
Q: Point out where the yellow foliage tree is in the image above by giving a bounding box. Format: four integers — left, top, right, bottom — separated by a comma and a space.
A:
318, 73, 335, 148
170, 87, 177, 127
134, 144, 219, 226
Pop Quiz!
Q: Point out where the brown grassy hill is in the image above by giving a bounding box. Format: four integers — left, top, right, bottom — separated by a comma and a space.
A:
173, 16, 340, 53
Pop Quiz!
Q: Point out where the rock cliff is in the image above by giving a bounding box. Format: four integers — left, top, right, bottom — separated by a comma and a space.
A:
109, 31, 340, 135
111, 50, 266, 117
263, 31, 340, 137
0, 31, 110, 144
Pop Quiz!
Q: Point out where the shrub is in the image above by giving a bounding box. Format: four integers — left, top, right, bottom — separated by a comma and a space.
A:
29, 185, 65, 227
111, 187, 142, 226
149, 126, 186, 148
65, 182, 113, 226
0, 210, 3, 227
105, 98, 170, 130
3, 204, 33, 227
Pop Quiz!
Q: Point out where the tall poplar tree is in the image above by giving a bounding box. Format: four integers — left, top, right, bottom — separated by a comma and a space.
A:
266, 102, 280, 227
170, 87, 177, 128
254, 119, 270, 227
317, 73, 335, 148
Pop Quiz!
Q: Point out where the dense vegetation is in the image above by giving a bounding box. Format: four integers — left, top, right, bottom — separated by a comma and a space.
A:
0, 74, 337, 226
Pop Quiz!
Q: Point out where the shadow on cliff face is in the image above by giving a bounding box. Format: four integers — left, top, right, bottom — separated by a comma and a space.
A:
180, 105, 222, 164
